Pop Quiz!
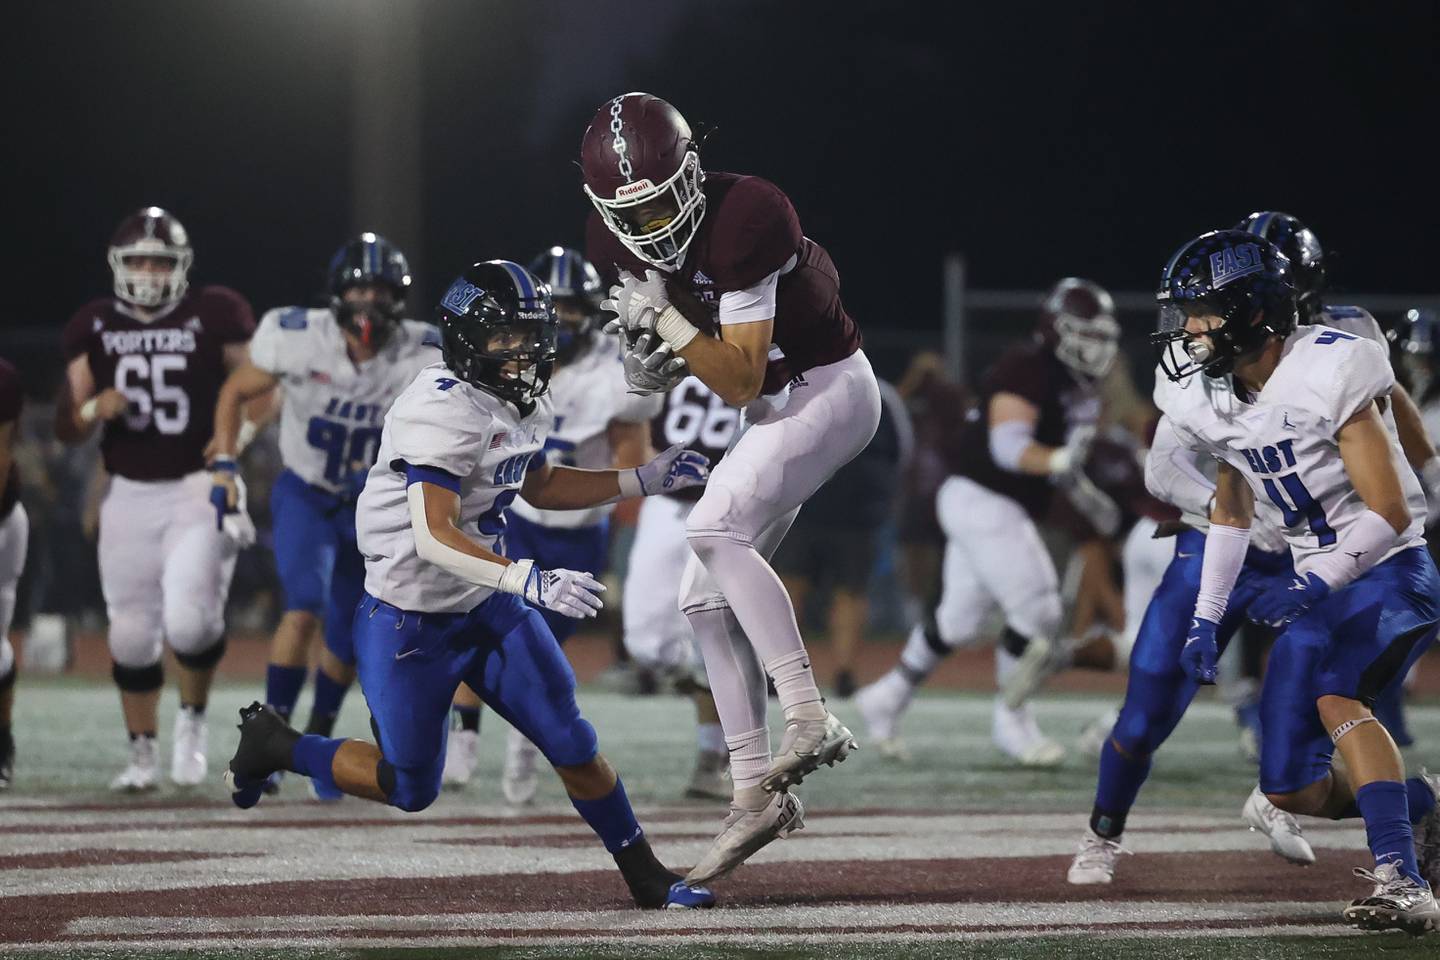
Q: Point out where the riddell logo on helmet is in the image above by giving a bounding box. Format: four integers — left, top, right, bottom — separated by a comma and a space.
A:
614, 179, 655, 200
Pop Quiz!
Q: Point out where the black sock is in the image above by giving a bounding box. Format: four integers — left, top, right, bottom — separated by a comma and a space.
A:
1090, 806, 1127, 840
454, 705, 481, 733
304, 712, 337, 738
129, 731, 157, 741
180, 702, 206, 717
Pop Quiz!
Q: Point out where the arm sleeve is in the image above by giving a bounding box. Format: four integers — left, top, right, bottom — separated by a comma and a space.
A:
988, 418, 1035, 472
1301, 509, 1400, 590
1193, 523, 1251, 622
1144, 415, 1216, 517
718, 268, 781, 326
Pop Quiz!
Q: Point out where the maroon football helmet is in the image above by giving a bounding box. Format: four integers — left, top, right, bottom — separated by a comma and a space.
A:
108, 206, 194, 308
1037, 277, 1119, 379
580, 92, 706, 271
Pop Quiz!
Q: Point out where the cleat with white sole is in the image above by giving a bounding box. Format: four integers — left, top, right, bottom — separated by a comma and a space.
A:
1001, 634, 1072, 710
684, 749, 731, 802
501, 727, 540, 806
442, 729, 481, 788
760, 711, 856, 793
1242, 784, 1315, 865
685, 788, 805, 886
856, 675, 913, 762
1343, 861, 1440, 935
1414, 769, 1440, 889
110, 735, 160, 793
1067, 830, 1130, 885
992, 699, 1064, 769
170, 708, 208, 786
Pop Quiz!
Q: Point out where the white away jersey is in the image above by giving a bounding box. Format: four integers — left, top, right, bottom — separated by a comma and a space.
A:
1317, 305, 1385, 348
356, 362, 553, 613
511, 339, 660, 529
1158, 325, 1426, 576
249, 307, 440, 493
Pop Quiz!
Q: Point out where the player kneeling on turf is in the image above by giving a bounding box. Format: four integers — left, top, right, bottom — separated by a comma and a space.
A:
224, 260, 713, 910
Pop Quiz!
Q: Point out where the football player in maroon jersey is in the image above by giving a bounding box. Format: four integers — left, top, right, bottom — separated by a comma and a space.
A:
856, 279, 1123, 768
583, 92, 880, 885
56, 208, 257, 792
0, 357, 26, 790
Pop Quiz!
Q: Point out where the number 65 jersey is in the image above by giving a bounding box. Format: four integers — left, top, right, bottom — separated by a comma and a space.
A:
1159, 325, 1427, 577
62, 286, 255, 481
248, 307, 440, 494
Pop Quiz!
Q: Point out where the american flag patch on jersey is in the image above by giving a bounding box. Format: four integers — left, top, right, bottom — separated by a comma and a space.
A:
489, 431, 508, 450
308, 370, 332, 384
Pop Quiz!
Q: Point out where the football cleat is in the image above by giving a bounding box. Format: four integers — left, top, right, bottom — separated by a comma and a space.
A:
170, 708, 208, 786
1000, 634, 1072, 710
0, 727, 13, 791
224, 702, 300, 810
442, 729, 481, 788
855, 673, 912, 761
992, 700, 1065, 768
1414, 770, 1440, 889
1242, 785, 1315, 865
684, 788, 805, 886
1067, 830, 1130, 885
1343, 861, 1440, 935
501, 727, 541, 806
664, 880, 716, 909
1076, 706, 1120, 759
760, 711, 856, 793
110, 735, 160, 793
684, 749, 731, 802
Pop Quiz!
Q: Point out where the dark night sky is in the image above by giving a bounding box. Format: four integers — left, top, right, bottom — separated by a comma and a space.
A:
7, 0, 1438, 385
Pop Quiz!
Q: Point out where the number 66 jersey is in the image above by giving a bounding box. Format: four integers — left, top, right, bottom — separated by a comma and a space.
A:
1158, 324, 1427, 576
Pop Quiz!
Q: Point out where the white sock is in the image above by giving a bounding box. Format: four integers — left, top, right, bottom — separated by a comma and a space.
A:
766, 649, 825, 721
726, 727, 772, 794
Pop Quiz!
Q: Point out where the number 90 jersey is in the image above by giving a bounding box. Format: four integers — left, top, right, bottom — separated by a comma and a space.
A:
357, 362, 552, 614
63, 287, 255, 481
248, 307, 440, 494
651, 376, 741, 503
1159, 325, 1427, 577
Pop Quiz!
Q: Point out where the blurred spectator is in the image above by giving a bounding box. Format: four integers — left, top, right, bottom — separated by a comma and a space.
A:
774, 378, 912, 697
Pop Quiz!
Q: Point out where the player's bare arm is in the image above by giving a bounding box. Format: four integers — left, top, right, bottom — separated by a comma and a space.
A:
55, 355, 127, 444
1209, 460, 1255, 529
210, 362, 280, 459
1386, 382, 1437, 471
521, 443, 709, 511
1338, 401, 1411, 534
674, 318, 771, 407
415, 480, 511, 569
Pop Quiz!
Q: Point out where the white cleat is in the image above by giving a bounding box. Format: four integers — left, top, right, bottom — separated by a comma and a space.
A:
760, 711, 856, 793
856, 674, 912, 762
684, 788, 805, 886
1413, 769, 1440, 889
1242, 785, 1315, 865
442, 729, 481, 788
1343, 861, 1440, 935
170, 709, 208, 786
992, 700, 1064, 769
1067, 830, 1130, 885
110, 736, 160, 793
501, 727, 540, 806
684, 750, 731, 802
1001, 634, 1071, 710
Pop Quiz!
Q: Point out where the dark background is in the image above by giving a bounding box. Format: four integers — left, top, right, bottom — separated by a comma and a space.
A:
7, 0, 1438, 388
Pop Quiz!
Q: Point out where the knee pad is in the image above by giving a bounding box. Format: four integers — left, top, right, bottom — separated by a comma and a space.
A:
535, 715, 599, 769
174, 637, 227, 671
0, 659, 14, 692
377, 758, 440, 813
108, 612, 164, 671
112, 660, 164, 693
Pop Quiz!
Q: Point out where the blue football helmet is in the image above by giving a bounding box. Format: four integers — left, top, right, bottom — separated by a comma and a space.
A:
1391, 307, 1440, 400
1235, 211, 1327, 322
1153, 229, 1297, 381
436, 260, 557, 408
528, 246, 603, 363
328, 232, 412, 349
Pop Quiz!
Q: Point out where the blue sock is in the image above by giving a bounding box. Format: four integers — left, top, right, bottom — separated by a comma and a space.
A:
1091, 738, 1151, 838
1408, 777, 1437, 825
291, 734, 344, 796
1355, 780, 1423, 884
265, 664, 307, 722
309, 669, 350, 726
453, 705, 481, 733
571, 777, 644, 854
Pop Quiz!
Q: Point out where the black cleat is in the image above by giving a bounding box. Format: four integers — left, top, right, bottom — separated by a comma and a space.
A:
224, 702, 300, 810
613, 836, 714, 910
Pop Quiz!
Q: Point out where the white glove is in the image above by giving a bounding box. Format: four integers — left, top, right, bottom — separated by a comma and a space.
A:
221, 474, 257, 549
622, 331, 689, 395
1056, 470, 1122, 539
631, 443, 711, 496
498, 558, 605, 619
601, 270, 668, 337
1048, 424, 1097, 478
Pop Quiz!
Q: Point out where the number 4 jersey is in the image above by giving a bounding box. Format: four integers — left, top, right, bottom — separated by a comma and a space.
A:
1158, 324, 1427, 577
63, 287, 255, 481
248, 307, 440, 494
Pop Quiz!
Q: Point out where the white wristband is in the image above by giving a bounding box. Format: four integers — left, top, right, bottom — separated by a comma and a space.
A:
236, 419, 259, 454
1047, 447, 1072, 477
616, 468, 643, 500
79, 397, 100, 424
654, 305, 700, 351
496, 557, 536, 597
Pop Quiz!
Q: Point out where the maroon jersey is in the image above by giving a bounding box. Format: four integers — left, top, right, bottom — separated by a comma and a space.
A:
0, 357, 21, 521
62, 286, 254, 481
649, 376, 740, 503
942, 340, 1100, 520
587, 172, 862, 396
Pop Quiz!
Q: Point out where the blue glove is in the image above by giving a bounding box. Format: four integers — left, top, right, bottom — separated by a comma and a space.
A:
1248, 572, 1330, 627
209, 458, 238, 531
1181, 617, 1220, 685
